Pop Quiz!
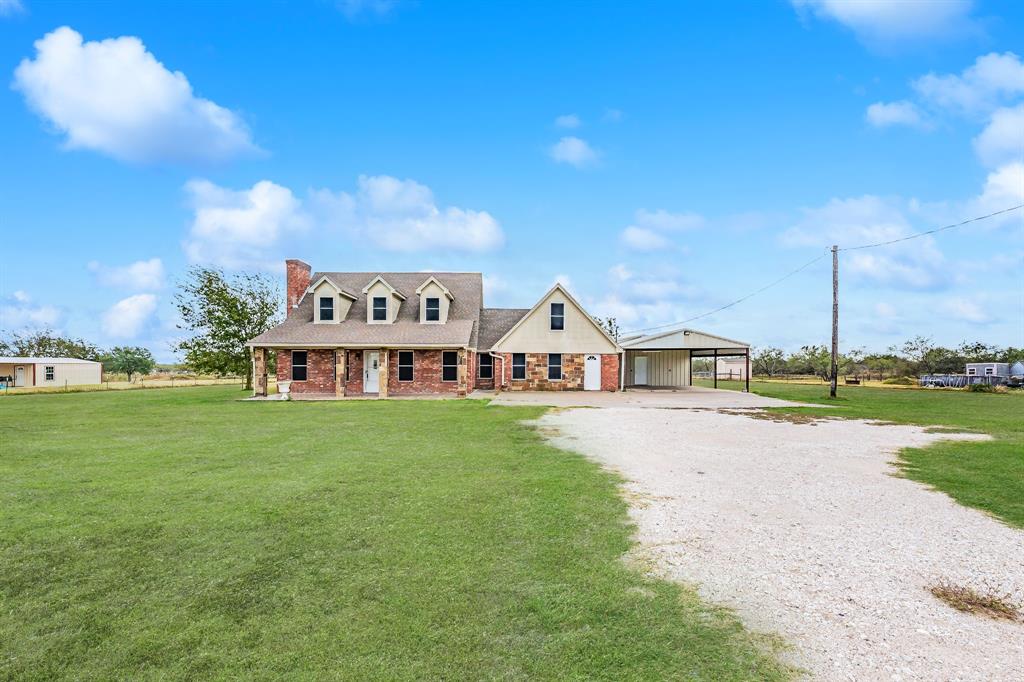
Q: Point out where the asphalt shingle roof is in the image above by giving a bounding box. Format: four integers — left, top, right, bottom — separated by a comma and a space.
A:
477, 308, 530, 350
248, 272, 491, 348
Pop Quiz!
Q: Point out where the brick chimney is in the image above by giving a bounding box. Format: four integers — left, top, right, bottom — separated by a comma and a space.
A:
285, 259, 312, 317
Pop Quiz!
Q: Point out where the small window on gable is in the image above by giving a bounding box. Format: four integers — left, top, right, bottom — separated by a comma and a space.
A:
442, 351, 459, 382
478, 353, 493, 379
548, 353, 562, 380
550, 302, 565, 331
372, 296, 387, 321
512, 353, 526, 380
398, 351, 414, 382
44, 366, 55, 381
319, 296, 334, 321
425, 297, 440, 322
292, 351, 308, 381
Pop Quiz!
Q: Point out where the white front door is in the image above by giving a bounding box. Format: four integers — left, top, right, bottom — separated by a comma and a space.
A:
14, 366, 26, 387
363, 351, 380, 393
634, 356, 648, 386
584, 354, 601, 391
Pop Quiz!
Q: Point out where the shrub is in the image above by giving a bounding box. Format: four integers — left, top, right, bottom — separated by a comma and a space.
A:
929, 581, 1020, 621
883, 376, 914, 385
966, 383, 996, 393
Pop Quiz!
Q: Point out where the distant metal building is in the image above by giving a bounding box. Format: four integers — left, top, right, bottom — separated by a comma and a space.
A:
0, 357, 102, 388
921, 361, 1023, 388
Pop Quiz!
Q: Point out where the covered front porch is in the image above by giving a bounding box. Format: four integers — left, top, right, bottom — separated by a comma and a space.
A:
249, 346, 474, 399
619, 328, 751, 392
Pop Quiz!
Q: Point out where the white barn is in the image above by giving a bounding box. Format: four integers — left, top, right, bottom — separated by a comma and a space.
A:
0, 357, 102, 388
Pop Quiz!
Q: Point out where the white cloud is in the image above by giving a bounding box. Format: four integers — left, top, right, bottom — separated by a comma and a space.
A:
620, 208, 703, 251
1, 291, 61, 330
549, 136, 599, 168
621, 226, 670, 251
554, 114, 581, 129
603, 108, 624, 123
967, 161, 1024, 225
783, 195, 949, 290
13, 26, 258, 164
311, 174, 504, 253
874, 302, 897, 318
973, 104, 1024, 168
0, 0, 24, 16
792, 0, 979, 48
913, 52, 1024, 115
865, 100, 928, 129
102, 294, 157, 338
552, 274, 573, 292
609, 263, 632, 283
184, 179, 308, 269
185, 175, 504, 268
88, 258, 165, 290
941, 296, 991, 323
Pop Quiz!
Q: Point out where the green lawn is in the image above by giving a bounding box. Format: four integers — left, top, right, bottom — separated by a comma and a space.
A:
0, 387, 790, 680
718, 380, 1024, 528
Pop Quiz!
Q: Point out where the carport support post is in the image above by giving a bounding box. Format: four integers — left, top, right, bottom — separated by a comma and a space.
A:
745, 349, 750, 393
713, 349, 718, 389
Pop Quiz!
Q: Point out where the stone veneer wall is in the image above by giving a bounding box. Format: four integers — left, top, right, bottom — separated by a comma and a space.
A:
497, 352, 619, 391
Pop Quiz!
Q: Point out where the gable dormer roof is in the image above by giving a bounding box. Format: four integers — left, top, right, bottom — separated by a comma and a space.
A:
489, 282, 621, 351
362, 275, 407, 300
306, 274, 358, 300
415, 276, 455, 300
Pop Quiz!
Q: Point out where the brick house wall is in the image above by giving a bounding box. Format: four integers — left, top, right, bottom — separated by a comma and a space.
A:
277, 348, 335, 394
387, 350, 462, 395
601, 353, 620, 391
475, 352, 495, 390
343, 350, 363, 394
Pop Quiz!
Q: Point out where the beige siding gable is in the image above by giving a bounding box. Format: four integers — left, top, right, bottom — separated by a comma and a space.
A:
365, 280, 402, 324
491, 286, 618, 353
311, 279, 353, 323
417, 280, 451, 324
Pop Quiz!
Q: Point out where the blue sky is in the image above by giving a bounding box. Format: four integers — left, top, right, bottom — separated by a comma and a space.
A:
1, 0, 1021, 361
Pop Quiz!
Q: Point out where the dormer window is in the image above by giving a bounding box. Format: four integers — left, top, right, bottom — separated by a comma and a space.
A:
426, 297, 440, 322
319, 297, 334, 321
550, 302, 565, 331
372, 296, 387, 321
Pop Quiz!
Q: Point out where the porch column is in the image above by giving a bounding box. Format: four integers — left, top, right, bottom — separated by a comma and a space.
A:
378, 349, 389, 399
335, 350, 346, 397
457, 348, 468, 397
253, 347, 268, 397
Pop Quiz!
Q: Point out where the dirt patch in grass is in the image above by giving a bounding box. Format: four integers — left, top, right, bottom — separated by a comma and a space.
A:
715, 408, 834, 426
929, 580, 1022, 622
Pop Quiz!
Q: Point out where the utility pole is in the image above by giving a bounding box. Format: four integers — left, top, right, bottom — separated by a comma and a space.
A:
830, 244, 839, 399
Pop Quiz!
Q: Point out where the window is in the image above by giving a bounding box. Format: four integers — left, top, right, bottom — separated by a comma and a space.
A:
548, 353, 562, 380
344, 351, 350, 382
985, 366, 995, 376
512, 353, 526, 380
44, 366, 54, 381
442, 351, 459, 382
550, 302, 565, 330
372, 296, 387, 321
291, 351, 308, 381
319, 296, 334, 321
967, 367, 977, 376
398, 351, 414, 382
425, 297, 440, 322
478, 353, 493, 379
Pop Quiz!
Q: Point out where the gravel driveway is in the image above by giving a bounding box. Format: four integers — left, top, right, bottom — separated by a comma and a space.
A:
538, 407, 1024, 681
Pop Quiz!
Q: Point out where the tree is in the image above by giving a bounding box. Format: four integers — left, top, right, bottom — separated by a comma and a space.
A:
0, 329, 102, 360
596, 316, 620, 341
174, 267, 282, 390
896, 335, 935, 374
751, 346, 785, 377
789, 344, 836, 382
103, 346, 155, 382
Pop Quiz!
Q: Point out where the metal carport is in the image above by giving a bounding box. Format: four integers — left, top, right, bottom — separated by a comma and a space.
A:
619, 328, 751, 392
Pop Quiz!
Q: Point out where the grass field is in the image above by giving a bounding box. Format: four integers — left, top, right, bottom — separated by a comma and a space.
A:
0, 387, 791, 680
715, 379, 1024, 528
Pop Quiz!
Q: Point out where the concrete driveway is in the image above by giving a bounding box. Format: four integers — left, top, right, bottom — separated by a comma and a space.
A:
483, 386, 806, 409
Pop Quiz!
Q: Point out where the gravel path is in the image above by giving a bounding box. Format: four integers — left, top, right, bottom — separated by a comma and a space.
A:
538, 407, 1024, 681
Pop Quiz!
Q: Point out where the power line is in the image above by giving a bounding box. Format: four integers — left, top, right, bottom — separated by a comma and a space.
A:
838, 203, 1023, 251
619, 203, 1023, 338
620, 249, 831, 335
